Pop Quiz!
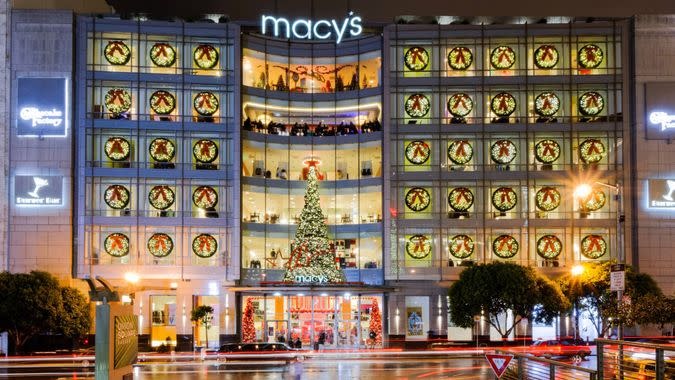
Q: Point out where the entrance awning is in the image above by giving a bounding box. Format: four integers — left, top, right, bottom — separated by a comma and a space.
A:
230, 285, 397, 294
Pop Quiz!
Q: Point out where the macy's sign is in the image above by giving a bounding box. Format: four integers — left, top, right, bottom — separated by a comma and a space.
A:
260, 12, 362, 44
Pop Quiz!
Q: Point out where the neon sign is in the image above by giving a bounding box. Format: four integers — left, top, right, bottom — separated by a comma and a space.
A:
20, 107, 63, 128
649, 112, 675, 131
261, 12, 362, 44
14, 175, 63, 206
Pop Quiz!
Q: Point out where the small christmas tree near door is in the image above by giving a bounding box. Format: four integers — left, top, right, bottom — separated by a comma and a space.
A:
284, 166, 345, 283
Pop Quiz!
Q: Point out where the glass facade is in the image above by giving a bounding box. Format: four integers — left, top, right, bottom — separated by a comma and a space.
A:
386, 22, 625, 280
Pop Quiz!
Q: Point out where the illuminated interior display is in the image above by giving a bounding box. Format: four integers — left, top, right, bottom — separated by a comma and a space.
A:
493, 235, 519, 258
405, 235, 432, 259
105, 88, 132, 115
447, 140, 473, 165
404, 46, 430, 71
581, 234, 607, 259
192, 186, 218, 209
192, 234, 218, 258
491, 92, 516, 117
104, 40, 131, 65
193, 91, 219, 116
534, 139, 561, 164
149, 138, 176, 162
535, 92, 561, 117
578, 91, 604, 116
104, 233, 130, 257
104, 137, 131, 161
447, 47, 473, 70
449, 235, 474, 259
405, 187, 431, 212
537, 235, 562, 259
535, 186, 561, 212
193, 139, 219, 163
490, 46, 516, 69
149, 42, 176, 67
405, 140, 431, 165
448, 187, 474, 212
149, 90, 176, 115
447, 93, 473, 117
490, 140, 517, 164
578, 138, 606, 164
148, 185, 175, 210
580, 188, 606, 211
405, 93, 430, 118
193, 44, 219, 69
492, 187, 518, 212
148, 233, 174, 257
534, 45, 559, 69
577, 44, 604, 69
104, 185, 130, 209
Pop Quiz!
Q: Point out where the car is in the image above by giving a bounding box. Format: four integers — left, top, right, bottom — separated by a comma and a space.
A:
529, 339, 592, 359
608, 352, 675, 380
218, 342, 300, 353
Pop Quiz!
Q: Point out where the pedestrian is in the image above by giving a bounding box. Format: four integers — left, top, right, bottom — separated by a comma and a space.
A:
369, 330, 377, 349
294, 337, 302, 349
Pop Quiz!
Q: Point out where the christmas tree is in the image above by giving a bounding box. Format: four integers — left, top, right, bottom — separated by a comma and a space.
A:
242, 298, 256, 343
369, 298, 383, 346
284, 166, 345, 283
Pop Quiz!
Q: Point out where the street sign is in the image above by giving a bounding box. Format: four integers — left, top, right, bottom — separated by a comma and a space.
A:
485, 354, 513, 378
610, 270, 625, 292
611, 264, 625, 272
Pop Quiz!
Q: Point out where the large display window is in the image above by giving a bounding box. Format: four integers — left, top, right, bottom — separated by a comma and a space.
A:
243, 49, 381, 93
150, 295, 177, 347
242, 294, 383, 348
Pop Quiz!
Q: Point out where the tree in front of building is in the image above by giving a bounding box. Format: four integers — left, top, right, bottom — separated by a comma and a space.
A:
559, 261, 668, 337
191, 305, 214, 348
449, 262, 569, 340
368, 299, 383, 346
0, 271, 91, 354
242, 298, 256, 343
283, 166, 345, 283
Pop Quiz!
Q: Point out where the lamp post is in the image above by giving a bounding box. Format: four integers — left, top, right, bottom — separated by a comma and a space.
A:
571, 265, 584, 340
575, 181, 624, 340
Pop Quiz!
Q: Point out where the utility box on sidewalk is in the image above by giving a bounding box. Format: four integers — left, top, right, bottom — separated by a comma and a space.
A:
95, 303, 137, 380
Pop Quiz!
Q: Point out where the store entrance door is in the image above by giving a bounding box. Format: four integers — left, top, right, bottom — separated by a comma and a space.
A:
337, 319, 360, 348
265, 320, 289, 343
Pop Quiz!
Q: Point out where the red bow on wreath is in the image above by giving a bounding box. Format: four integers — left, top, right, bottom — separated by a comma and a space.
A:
109, 187, 124, 201
497, 188, 513, 204
152, 140, 169, 156
540, 236, 558, 253
408, 189, 427, 205
454, 188, 472, 204
540, 46, 555, 61
584, 94, 601, 109
152, 186, 170, 202
454, 141, 469, 157
585, 236, 603, 253
497, 49, 513, 65
497, 236, 514, 252
153, 43, 171, 58
108, 139, 126, 154
107, 41, 127, 57
581, 190, 603, 207
409, 95, 424, 112
583, 46, 599, 64
540, 188, 557, 203
497, 96, 510, 111
197, 236, 212, 252
153, 92, 172, 107
412, 236, 428, 252
584, 140, 602, 155
408, 48, 426, 64
496, 141, 512, 157
454, 48, 468, 65
410, 142, 428, 158
108, 235, 125, 250
453, 237, 471, 254
540, 96, 554, 111
198, 141, 214, 157
452, 96, 469, 113
195, 188, 214, 204
196, 45, 214, 61
196, 94, 214, 110
108, 89, 127, 106
152, 235, 169, 251
540, 141, 556, 157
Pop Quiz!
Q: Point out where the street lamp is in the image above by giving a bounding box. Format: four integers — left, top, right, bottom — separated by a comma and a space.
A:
571, 265, 585, 277
570, 265, 585, 340
574, 181, 625, 341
